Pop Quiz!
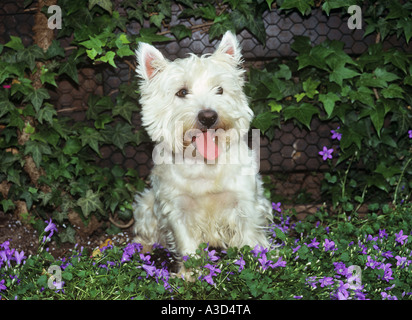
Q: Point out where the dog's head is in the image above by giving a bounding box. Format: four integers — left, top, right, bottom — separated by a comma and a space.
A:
135, 31, 253, 162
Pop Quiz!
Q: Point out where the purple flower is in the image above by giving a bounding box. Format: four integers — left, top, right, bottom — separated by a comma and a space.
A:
318, 146, 333, 161
366, 256, 380, 269
250, 245, 268, 258
142, 264, 156, 277
307, 237, 320, 249
202, 264, 221, 285
395, 255, 410, 268
43, 218, 58, 242
272, 256, 287, 268
272, 202, 282, 213
139, 253, 151, 264
378, 229, 388, 239
234, 256, 245, 272
336, 281, 350, 300
378, 263, 394, 282
331, 127, 342, 141
334, 262, 349, 276
14, 250, 26, 265
395, 230, 408, 245
319, 276, 334, 288
0, 279, 6, 291
324, 239, 337, 252
408, 130, 412, 139
258, 253, 273, 270
207, 249, 220, 262
305, 276, 318, 289
381, 292, 398, 300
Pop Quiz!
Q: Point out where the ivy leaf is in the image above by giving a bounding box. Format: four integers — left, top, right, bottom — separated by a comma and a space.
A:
58, 226, 77, 244
17, 45, 44, 71
103, 122, 133, 149
283, 103, 319, 130
329, 63, 360, 87
113, 101, 140, 124
170, 25, 192, 41
88, 0, 112, 14
96, 51, 117, 67
63, 138, 83, 155
384, 50, 408, 73
24, 140, 52, 168
44, 40, 65, 60
262, 78, 286, 101
58, 59, 79, 84
24, 88, 50, 112
369, 103, 386, 137
76, 189, 104, 218
37, 104, 57, 125
381, 84, 404, 99
280, 0, 314, 15
319, 92, 340, 118
79, 127, 103, 154
136, 28, 171, 44
252, 111, 277, 134
5, 36, 24, 51
230, 10, 266, 45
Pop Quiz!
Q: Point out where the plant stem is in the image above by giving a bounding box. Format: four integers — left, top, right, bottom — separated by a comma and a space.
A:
393, 157, 412, 205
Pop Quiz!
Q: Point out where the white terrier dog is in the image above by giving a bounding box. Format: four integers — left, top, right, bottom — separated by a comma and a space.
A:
132, 31, 273, 268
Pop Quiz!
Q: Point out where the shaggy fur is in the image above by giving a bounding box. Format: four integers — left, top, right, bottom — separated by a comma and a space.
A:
132, 31, 273, 266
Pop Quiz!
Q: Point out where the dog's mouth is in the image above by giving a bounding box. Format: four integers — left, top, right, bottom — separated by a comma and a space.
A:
191, 130, 220, 161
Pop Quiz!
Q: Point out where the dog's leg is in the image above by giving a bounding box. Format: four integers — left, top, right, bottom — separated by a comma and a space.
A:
132, 188, 159, 252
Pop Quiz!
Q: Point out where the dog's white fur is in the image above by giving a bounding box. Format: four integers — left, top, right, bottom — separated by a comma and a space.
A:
132, 31, 273, 263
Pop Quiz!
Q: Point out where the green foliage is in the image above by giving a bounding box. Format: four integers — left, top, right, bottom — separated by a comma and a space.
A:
1, 0, 412, 239
1, 204, 411, 300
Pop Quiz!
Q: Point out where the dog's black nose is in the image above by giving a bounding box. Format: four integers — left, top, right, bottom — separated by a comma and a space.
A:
198, 109, 218, 128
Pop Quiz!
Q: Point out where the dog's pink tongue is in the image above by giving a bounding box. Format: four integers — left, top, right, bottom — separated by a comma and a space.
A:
195, 131, 220, 160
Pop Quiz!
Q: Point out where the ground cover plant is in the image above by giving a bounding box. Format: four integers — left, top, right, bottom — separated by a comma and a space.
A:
1, 0, 412, 300
1, 203, 411, 300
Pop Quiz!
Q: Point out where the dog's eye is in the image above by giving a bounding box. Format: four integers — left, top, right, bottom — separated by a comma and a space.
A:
176, 88, 188, 98
216, 87, 223, 95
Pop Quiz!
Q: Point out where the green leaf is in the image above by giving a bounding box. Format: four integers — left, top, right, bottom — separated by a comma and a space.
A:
283, 103, 319, 130
37, 104, 57, 125
319, 92, 340, 118
63, 138, 83, 155
136, 28, 171, 44
302, 78, 320, 98
329, 63, 360, 87
96, 51, 117, 67
58, 226, 77, 244
281, 0, 314, 15
381, 84, 404, 99
170, 25, 192, 40
79, 127, 103, 154
58, 59, 79, 84
105, 122, 133, 149
24, 88, 50, 112
384, 50, 408, 73
252, 111, 277, 134
17, 45, 44, 71
24, 140, 52, 168
5, 36, 24, 51
76, 189, 104, 218
112, 101, 140, 123
369, 103, 385, 136
88, 0, 112, 14
262, 78, 286, 101
44, 40, 65, 59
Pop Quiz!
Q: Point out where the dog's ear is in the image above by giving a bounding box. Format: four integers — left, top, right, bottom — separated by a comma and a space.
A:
136, 43, 167, 81
213, 31, 242, 66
